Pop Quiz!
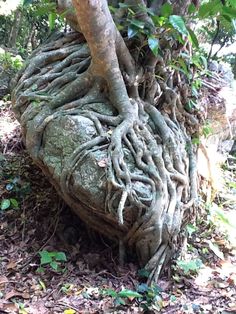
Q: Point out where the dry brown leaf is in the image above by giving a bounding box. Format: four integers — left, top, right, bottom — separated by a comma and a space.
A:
0, 276, 8, 285
6, 261, 17, 270
5, 289, 30, 301
0, 302, 18, 313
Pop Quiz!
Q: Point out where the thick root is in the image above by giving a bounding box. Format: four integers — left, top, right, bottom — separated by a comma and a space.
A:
12, 32, 199, 284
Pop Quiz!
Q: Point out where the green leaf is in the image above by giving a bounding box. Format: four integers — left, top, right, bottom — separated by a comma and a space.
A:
169, 15, 189, 36
50, 261, 59, 271
55, 252, 67, 262
186, 224, 198, 236
103, 288, 118, 297
177, 259, 203, 274
49, 12, 56, 31
39, 250, 52, 265
22, 0, 33, 6
160, 3, 173, 17
114, 297, 126, 306
10, 198, 19, 209
1, 199, 11, 210
192, 137, 200, 145
188, 3, 197, 14
229, 0, 236, 8
38, 280, 46, 292
127, 25, 138, 38
36, 266, 45, 273
198, 0, 222, 19
170, 295, 177, 302
148, 36, 159, 56
119, 3, 130, 8
222, 6, 236, 19
118, 289, 142, 298
138, 268, 149, 278
130, 19, 145, 29
188, 28, 199, 48
137, 283, 148, 293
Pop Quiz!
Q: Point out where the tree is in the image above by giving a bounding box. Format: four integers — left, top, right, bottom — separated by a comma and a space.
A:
11, 0, 235, 283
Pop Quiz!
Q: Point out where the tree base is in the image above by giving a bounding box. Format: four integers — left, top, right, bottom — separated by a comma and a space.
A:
12, 31, 198, 282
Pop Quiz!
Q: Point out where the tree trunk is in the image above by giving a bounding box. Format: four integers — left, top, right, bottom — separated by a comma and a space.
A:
12, 0, 199, 283
8, 8, 22, 48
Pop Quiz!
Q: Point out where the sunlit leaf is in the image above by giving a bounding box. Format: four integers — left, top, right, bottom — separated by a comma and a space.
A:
186, 224, 198, 236
148, 36, 159, 56
1, 199, 11, 210
38, 280, 46, 292
177, 258, 203, 274
128, 25, 138, 38
169, 15, 189, 36
49, 12, 56, 31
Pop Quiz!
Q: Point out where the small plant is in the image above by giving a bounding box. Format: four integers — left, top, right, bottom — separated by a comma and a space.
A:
0, 51, 23, 72
0, 198, 19, 210
102, 283, 164, 311
37, 250, 67, 273
103, 288, 142, 306
137, 283, 163, 311
176, 258, 203, 275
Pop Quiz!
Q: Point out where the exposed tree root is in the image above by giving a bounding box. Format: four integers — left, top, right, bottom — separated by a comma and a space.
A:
12, 31, 199, 283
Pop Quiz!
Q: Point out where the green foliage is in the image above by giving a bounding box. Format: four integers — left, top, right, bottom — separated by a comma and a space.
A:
186, 223, 198, 237
0, 198, 19, 210
103, 283, 163, 310
37, 250, 67, 272
147, 36, 159, 56
169, 15, 189, 37
176, 258, 203, 275
103, 288, 142, 306
0, 51, 23, 72
202, 122, 213, 138
137, 283, 163, 311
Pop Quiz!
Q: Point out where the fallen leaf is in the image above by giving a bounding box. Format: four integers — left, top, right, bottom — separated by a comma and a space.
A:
0, 276, 8, 285
64, 309, 76, 314
0, 302, 18, 313
6, 261, 17, 270
5, 289, 30, 301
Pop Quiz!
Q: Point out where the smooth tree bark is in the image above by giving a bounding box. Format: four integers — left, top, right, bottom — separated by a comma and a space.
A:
12, 0, 199, 283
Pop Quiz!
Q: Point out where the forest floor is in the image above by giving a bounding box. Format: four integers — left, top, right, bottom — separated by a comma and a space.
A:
0, 99, 236, 314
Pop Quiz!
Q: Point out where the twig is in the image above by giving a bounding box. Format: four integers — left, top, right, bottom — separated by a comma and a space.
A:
57, 302, 80, 312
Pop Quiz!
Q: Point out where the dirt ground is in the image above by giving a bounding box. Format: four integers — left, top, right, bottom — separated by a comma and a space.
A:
0, 99, 236, 314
